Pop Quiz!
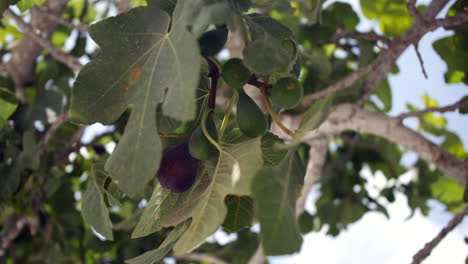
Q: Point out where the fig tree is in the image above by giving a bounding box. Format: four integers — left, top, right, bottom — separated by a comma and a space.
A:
236, 92, 268, 137
189, 117, 219, 160
157, 142, 199, 193
270, 77, 303, 109
221, 58, 251, 88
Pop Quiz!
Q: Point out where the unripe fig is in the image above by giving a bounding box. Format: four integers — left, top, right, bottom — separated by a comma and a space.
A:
271, 77, 303, 109
198, 26, 228, 57
189, 118, 218, 160
157, 142, 199, 193
221, 58, 251, 88
236, 92, 268, 137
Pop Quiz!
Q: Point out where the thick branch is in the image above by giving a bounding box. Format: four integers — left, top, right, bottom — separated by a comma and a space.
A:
0, 216, 39, 257
303, 104, 468, 186
34, 5, 89, 32
176, 253, 229, 264
248, 246, 265, 264
5, 9, 83, 72
304, 0, 457, 106
331, 29, 391, 46
397, 97, 468, 119
5, 0, 70, 94
411, 204, 468, 264
296, 138, 328, 216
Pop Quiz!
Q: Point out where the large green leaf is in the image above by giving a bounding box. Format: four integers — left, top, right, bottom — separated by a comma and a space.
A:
82, 164, 114, 240
173, 138, 262, 255
125, 220, 191, 264
433, 35, 468, 85
360, 0, 413, 36
71, 1, 202, 196
252, 151, 305, 255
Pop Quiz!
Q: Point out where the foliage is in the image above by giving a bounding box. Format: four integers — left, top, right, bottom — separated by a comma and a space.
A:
0, 0, 466, 263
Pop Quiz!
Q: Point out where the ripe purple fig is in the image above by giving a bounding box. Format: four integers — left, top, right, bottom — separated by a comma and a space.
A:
157, 142, 199, 193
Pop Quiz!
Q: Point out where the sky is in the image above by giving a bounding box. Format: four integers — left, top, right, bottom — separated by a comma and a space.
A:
77, 0, 468, 263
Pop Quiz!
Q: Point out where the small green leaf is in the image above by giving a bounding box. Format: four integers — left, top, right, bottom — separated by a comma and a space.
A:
82, 164, 114, 240
261, 132, 287, 166
125, 220, 191, 264
252, 151, 305, 255
295, 94, 333, 140
222, 195, 254, 233
131, 183, 170, 238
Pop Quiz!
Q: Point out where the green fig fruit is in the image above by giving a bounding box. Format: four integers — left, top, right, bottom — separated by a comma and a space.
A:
236, 92, 268, 137
198, 26, 228, 57
270, 77, 303, 109
221, 58, 251, 88
189, 117, 218, 160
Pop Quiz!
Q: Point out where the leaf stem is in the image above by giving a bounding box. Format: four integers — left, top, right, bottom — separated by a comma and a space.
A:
259, 87, 295, 138
206, 57, 220, 109
218, 89, 239, 143
201, 110, 223, 152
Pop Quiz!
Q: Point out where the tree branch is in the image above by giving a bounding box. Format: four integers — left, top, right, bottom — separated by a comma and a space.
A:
397, 97, 468, 119
303, 0, 459, 106
176, 253, 229, 264
40, 112, 70, 153
411, 204, 468, 264
5, 0, 70, 99
33, 5, 89, 32
407, 0, 425, 25
0, 216, 39, 257
413, 42, 428, 78
331, 29, 391, 46
248, 246, 265, 264
296, 138, 328, 216
5, 9, 83, 72
302, 104, 468, 186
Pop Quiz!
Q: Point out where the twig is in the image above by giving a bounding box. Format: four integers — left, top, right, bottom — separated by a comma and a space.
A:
413, 43, 428, 78
259, 87, 295, 138
33, 6, 89, 32
247, 75, 273, 90
0, 216, 39, 257
118, 0, 131, 13
411, 204, 468, 264
397, 97, 468, 119
407, 0, 426, 25
41, 112, 70, 153
247, 246, 265, 264
303, 62, 376, 106
331, 29, 391, 46
176, 253, 229, 264
5, 9, 83, 72
207, 58, 220, 109
295, 138, 328, 216
425, 12, 468, 31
